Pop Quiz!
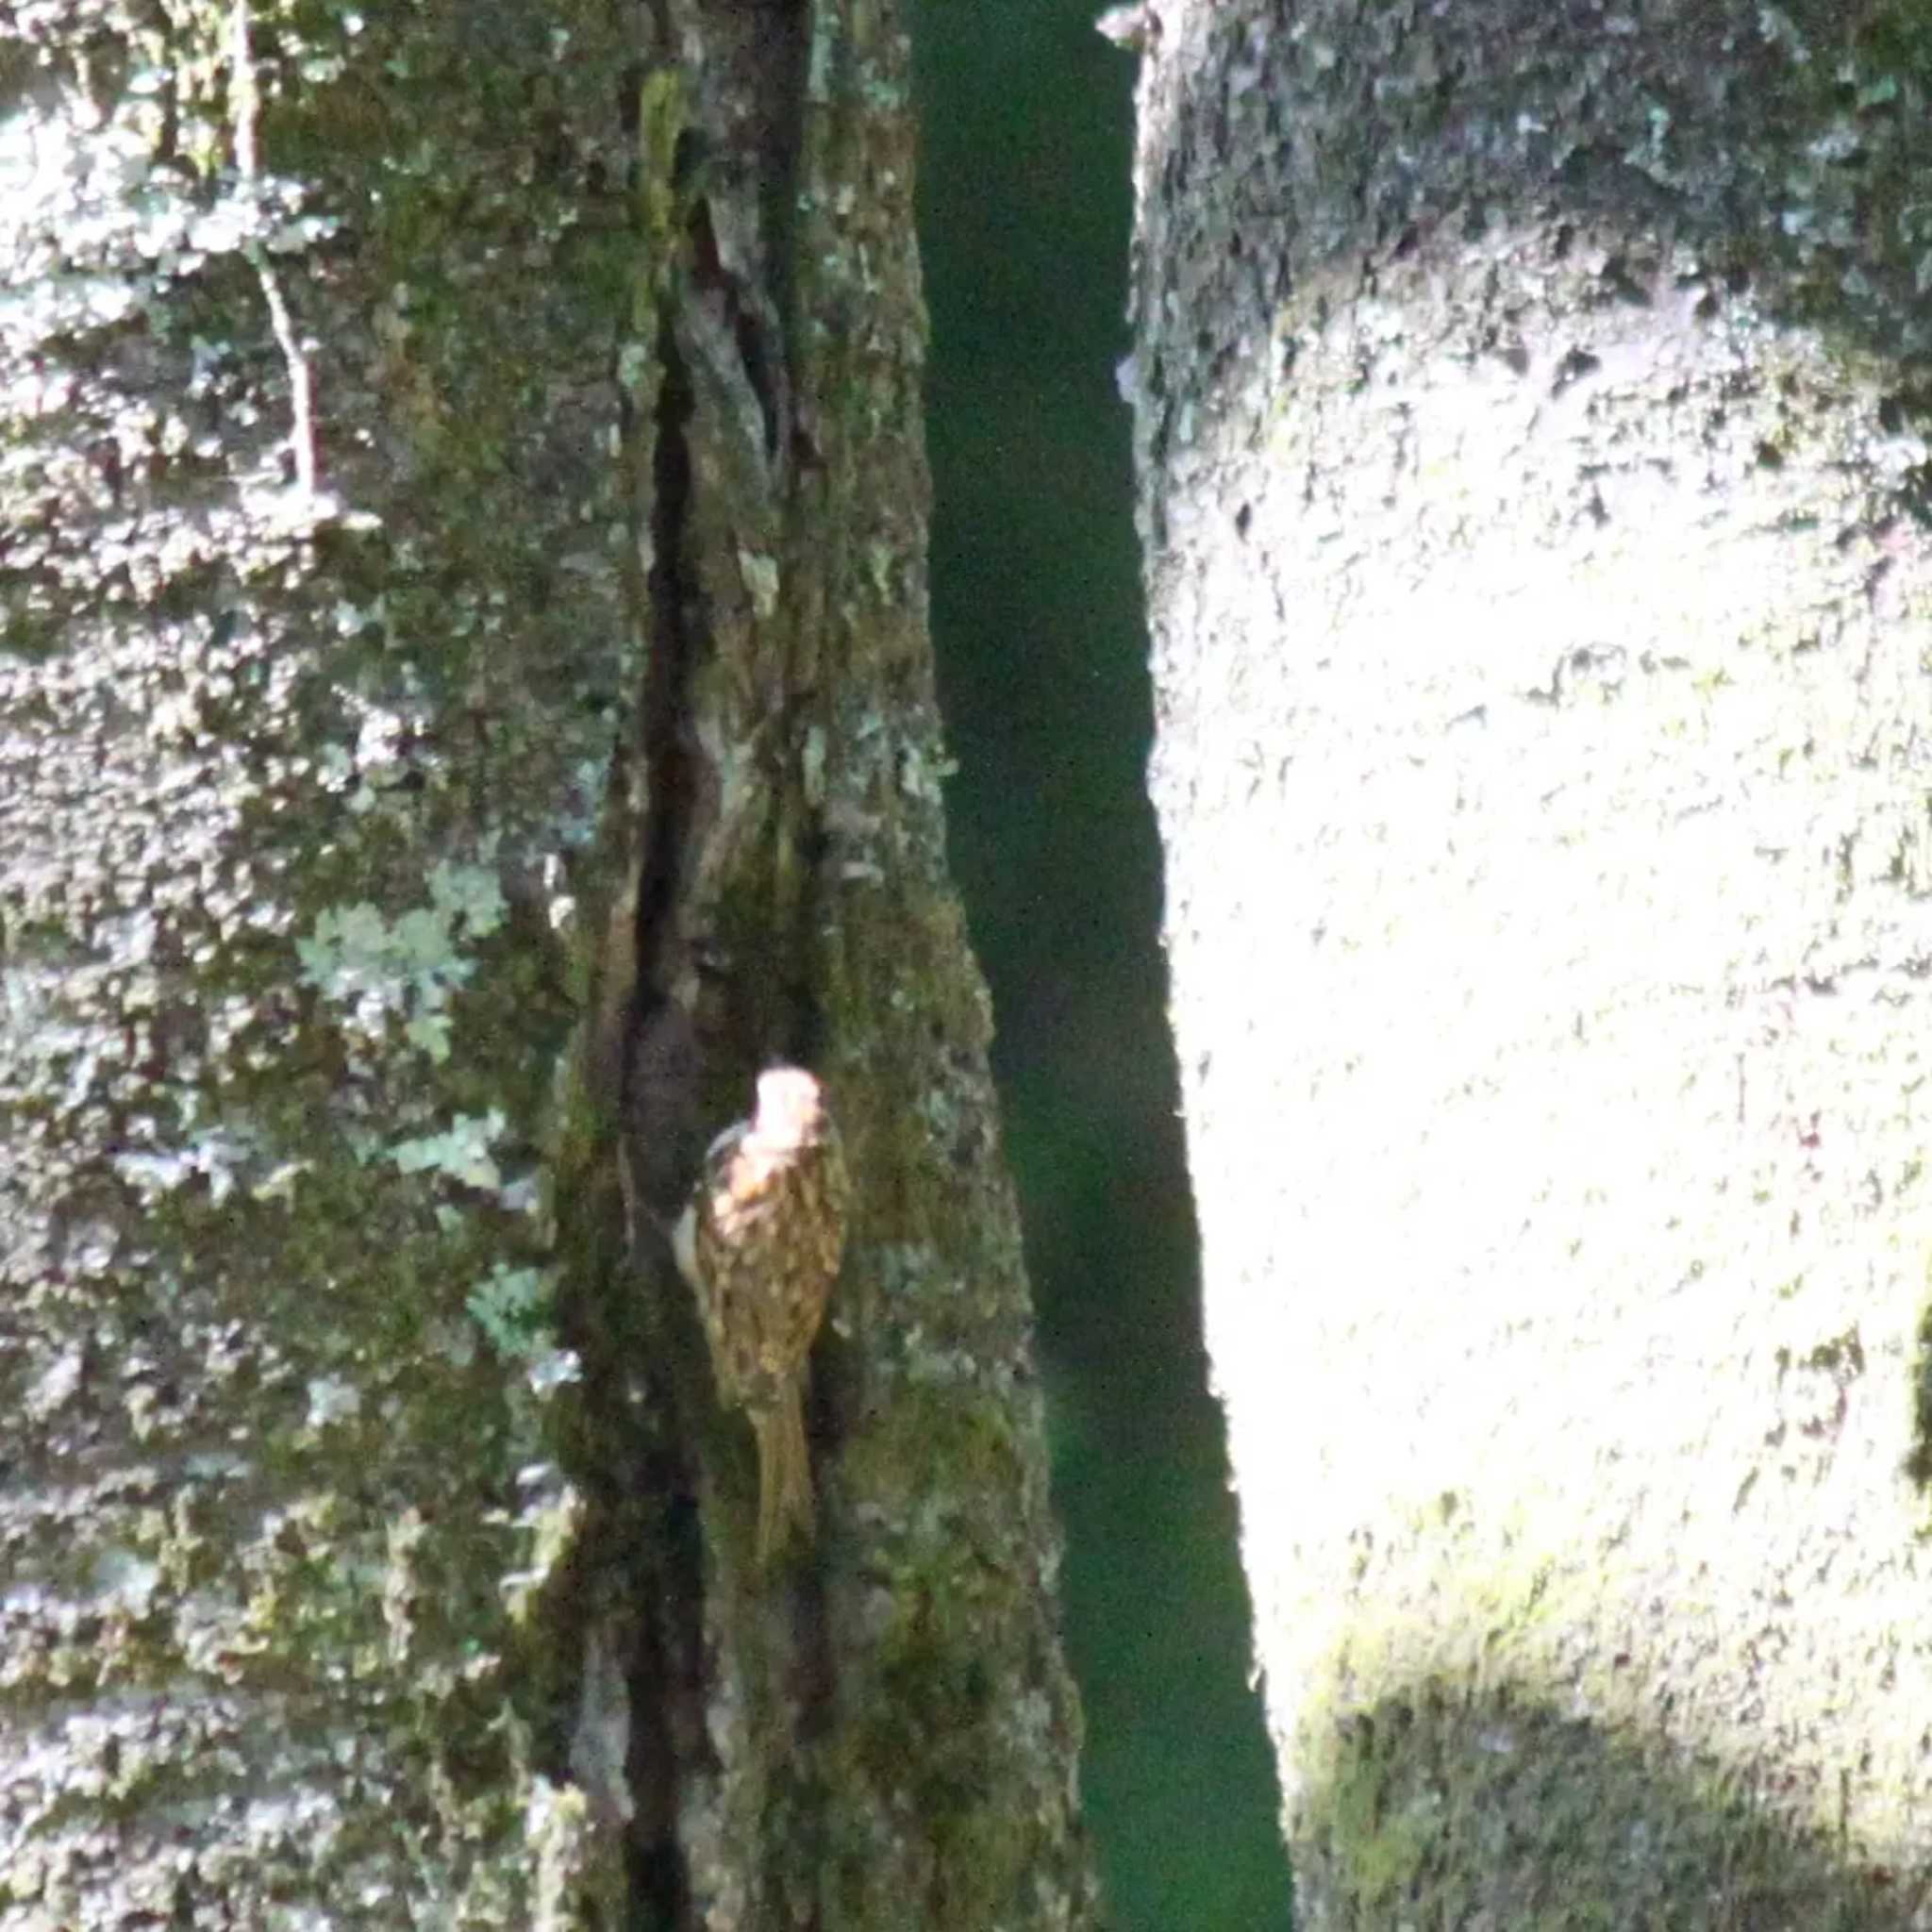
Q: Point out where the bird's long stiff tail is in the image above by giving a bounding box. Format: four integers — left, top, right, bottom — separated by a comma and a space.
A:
754, 1384, 813, 1565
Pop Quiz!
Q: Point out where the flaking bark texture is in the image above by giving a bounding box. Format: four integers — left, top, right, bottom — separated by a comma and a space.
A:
0, 1, 1094, 1926
1124, 0, 1932, 1924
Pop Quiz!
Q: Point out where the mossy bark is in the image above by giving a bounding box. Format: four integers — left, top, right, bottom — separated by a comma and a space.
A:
1124, 0, 1932, 1924
0, 1, 1095, 1925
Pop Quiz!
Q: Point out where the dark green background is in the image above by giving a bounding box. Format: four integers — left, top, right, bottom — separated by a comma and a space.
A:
907, 6, 1292, 1924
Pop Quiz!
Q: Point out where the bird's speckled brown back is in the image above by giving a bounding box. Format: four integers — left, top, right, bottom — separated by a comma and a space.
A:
685, 1066, 849, 1561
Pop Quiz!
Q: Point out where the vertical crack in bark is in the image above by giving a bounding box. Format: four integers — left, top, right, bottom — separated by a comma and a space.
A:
601, 3, 835, 1919
618, 308, 706, 1932
634, 323, 697, 1021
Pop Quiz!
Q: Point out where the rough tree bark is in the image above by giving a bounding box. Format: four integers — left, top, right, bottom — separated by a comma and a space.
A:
0, 2, 1095, 1926
1124, 0, 1932, 1924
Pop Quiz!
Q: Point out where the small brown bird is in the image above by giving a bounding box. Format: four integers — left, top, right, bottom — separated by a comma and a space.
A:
675, 1065, 850, 1564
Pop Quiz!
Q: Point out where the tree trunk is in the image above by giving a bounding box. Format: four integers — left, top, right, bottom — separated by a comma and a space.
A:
0, 2, 1095, 1926
1125, 0, 1932, 1924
